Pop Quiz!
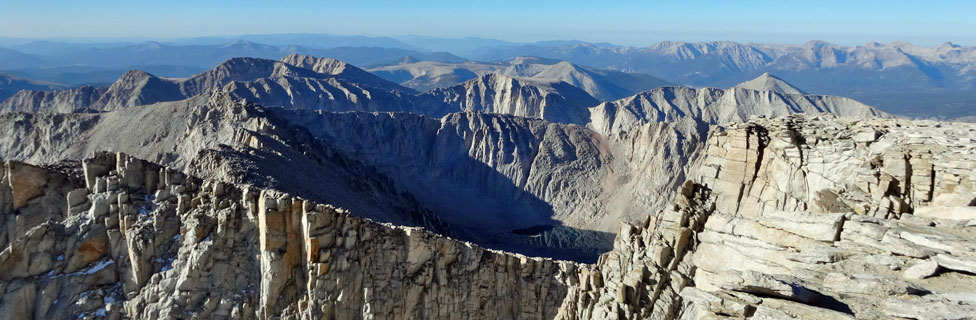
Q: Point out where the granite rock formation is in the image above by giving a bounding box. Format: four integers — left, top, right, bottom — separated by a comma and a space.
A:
0, 152, 576, 319
559, 114, 976, 319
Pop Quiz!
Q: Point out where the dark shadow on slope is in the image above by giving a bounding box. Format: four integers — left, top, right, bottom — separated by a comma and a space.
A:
513, 224, 555, 236
188, 128, 455, 238
805, 289, 855, 316
271, 108, 616, 262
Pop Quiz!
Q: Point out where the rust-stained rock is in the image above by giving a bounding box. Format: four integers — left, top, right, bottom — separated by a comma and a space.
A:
5, 161, 48, 209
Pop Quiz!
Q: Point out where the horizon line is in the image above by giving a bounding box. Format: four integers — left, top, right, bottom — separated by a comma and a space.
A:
0, 33, 970, 49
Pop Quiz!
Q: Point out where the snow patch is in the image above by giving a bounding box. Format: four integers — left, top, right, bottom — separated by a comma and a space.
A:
84, 259, 113, 275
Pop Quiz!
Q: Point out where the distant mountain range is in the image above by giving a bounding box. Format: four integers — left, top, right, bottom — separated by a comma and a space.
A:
465, 40, 976, 119
467, 40, 976, 88
0, 55, 415, 113
0, 35, 973, 118
1, 54, 604, 124
1, 53, 887, 125
0, 39, 465, 70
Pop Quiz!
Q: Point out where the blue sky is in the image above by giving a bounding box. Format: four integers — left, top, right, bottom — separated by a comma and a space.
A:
1, 0, 974, 46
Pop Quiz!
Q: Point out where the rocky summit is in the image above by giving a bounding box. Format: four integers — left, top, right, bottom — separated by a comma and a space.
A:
2, 110, 975, 319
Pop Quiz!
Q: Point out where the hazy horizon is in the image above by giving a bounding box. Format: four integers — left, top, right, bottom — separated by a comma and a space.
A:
0, 32, 970, 49
1, 0, 974, 47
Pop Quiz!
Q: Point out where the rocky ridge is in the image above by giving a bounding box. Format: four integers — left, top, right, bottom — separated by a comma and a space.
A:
0, 152, 576, 319
589, 85, 888, 136
368, 56, 671, 100
0, 55, 601, 126
0, 56, 416, 113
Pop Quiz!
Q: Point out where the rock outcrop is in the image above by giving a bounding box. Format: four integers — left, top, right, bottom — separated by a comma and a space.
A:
559, 114, 976, 319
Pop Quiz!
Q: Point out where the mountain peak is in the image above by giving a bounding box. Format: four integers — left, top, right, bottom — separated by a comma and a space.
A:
116, 69, 158, 82
938, 41, 960, 50
733, 72, 806, 95
280, 53, 351, 75
280, 54, 416, 93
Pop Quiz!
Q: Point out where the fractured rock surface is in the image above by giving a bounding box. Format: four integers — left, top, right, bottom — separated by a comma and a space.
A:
559, 114, 976, 319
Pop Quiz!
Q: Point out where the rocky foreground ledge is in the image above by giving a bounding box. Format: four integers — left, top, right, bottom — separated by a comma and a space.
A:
562, 115, 976, 319
1, 114, 975, 319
